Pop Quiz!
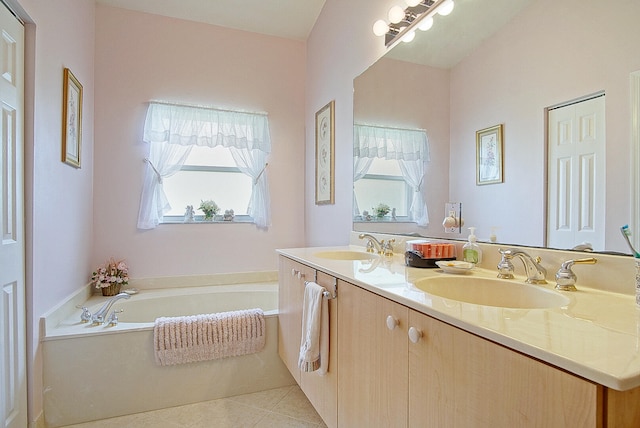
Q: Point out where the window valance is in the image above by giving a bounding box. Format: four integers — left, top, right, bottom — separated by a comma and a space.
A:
353, 124, 429, 162
143, 102, 271, 153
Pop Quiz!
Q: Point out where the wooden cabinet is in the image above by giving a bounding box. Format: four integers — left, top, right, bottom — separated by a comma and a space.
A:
278, 257, 338, 427
279, 256, 640, 427
337, 280, 408, 427
337, 281, 601, 428
408, 309, 600, 427
278, 256, 313, 383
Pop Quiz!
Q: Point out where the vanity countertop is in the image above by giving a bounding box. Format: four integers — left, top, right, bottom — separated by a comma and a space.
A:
277, 245, 640, 391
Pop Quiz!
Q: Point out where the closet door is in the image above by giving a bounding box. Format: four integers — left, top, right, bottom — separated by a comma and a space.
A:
547, 95, 605, 250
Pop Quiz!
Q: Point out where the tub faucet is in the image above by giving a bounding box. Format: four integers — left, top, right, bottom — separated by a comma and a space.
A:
92, 292, 131, 325
497, 248, 547, 284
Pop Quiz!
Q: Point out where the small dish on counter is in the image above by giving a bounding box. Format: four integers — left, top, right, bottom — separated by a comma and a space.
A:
435, 260, 474, 274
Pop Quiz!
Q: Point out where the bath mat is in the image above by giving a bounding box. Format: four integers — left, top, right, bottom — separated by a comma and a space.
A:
154, 308, 265, 366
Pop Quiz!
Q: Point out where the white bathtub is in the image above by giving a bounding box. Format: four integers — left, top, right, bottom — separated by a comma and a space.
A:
41, 280, 294, 428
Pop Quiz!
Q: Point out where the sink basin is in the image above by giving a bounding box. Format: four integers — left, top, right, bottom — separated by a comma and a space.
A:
314, 250, 379, 261
414, 276, 570, 309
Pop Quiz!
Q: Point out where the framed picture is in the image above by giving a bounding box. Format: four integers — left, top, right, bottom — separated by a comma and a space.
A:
315, 100, 335, 204
62, 68, 83, 168
476, 124, 503, 185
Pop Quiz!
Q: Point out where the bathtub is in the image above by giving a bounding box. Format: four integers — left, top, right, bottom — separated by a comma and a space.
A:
41, 278, 295, 428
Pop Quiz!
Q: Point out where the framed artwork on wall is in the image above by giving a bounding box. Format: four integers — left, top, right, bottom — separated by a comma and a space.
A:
476, 124, 503, 185
315, 100, 335, 204
62, 68, 83, 168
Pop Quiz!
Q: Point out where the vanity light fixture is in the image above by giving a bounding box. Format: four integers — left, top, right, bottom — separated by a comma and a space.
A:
373, 0, 454, 47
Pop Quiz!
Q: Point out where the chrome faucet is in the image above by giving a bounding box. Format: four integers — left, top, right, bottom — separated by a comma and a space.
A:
497, 248, 547, 284
358, 233, 394, 256
555, 257, 597, 291
91, 292, 131, 325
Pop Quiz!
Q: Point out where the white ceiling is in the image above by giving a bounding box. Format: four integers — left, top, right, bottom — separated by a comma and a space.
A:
95, 0, 326, 40
94, 0, 533, 68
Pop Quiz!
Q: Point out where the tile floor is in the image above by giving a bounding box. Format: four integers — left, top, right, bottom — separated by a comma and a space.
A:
61, 385, 327, 428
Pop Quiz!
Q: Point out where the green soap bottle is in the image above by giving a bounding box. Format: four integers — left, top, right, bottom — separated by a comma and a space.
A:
462, 227, 482, 264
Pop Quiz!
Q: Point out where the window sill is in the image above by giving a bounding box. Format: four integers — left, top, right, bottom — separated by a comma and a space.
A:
354, 218, 415, 224
161, 215, 254, 225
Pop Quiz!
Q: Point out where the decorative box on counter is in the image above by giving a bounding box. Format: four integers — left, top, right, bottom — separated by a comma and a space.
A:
405, 239, 456, 268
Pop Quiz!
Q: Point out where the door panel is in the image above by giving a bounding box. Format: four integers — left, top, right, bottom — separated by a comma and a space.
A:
0, 3, 25, 427
547, 95, 605, 250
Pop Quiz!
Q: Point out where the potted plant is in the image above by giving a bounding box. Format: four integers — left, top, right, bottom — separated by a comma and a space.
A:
199, 199, 220, 221
373, 203, 391, 219
91, 258, 129, 296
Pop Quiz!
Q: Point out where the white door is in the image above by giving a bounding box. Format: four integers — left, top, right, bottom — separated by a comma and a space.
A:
547, 95, 605, 251
0, 2, 26, 428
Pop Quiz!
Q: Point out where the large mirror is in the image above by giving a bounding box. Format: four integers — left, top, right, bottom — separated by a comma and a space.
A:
353, 0, 640, 254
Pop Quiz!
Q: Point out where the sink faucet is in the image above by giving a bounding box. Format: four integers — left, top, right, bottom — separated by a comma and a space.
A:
358, 233, 394, 256
91, 292, 131, 324
497, 249, 547, 284
555, 257, 597, 291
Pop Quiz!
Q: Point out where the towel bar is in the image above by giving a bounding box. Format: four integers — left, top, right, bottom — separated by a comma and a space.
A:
304, 280, 337, 300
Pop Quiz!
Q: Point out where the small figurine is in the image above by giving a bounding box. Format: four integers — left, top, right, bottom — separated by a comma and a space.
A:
391, 208, 397, 221
362, 210, 372, 221
184, 205, 195, 223
223, 209, 235, 221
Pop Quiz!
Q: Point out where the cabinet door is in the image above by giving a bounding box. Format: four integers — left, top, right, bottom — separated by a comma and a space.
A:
338, 282, 408, 427
278, 257, 315, 383
409, 308, 601, 427
408, 310, 455, 427
300, 271, 338, 428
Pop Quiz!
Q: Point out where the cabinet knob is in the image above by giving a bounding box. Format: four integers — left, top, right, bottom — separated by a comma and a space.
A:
291, 269, 305, 279
386, 315, 399, 330
408, 326, 422, 343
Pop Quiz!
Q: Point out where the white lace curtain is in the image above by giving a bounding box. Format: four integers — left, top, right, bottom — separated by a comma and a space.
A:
353, 124, 430, 226
137, 102, 272, 229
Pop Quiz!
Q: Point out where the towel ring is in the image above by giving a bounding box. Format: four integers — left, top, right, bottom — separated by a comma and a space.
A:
304, 280, 337, 300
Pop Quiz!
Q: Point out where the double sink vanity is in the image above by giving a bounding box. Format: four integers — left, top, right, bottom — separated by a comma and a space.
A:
277, 238, 640, 427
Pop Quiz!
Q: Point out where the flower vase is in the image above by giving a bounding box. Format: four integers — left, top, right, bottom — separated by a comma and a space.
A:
101, 284, 121, 296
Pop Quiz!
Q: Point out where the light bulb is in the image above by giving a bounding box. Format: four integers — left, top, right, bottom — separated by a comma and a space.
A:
405, 0, 422, 6
373, 19, 390, 36
418, 16, 434, 31
388, 5, 406, 24
402, 31, 416, 43
437, 0, 454, 16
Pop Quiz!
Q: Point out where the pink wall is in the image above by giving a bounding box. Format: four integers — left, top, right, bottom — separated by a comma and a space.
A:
93, 6, 306, 278
305, 0, 391, 246
10, 0, 96, 423
353, 57, 451, 237
449, 0, 640, 249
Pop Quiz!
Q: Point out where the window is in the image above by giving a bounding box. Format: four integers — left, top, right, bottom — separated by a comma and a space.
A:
353, 124, 430, 226
354, 157, 410, 219
161, 146, 253, 221
137, 102, 271, 230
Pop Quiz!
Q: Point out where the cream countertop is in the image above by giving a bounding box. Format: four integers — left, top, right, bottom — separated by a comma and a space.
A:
277, 245, 640, 391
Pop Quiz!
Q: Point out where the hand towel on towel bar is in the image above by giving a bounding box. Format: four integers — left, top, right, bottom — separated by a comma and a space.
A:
298, 281, 329, 375
153, 308, 265, 366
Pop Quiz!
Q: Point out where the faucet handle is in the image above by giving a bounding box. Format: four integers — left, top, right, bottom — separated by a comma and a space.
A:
76, 306, 92, 323
497, 249, 515, 279
555, 257, 597, 291
381, 238, 395, 257
107, 309, 124, 326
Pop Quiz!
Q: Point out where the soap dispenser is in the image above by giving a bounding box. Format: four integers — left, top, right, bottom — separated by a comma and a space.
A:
463, 227, 483, 264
